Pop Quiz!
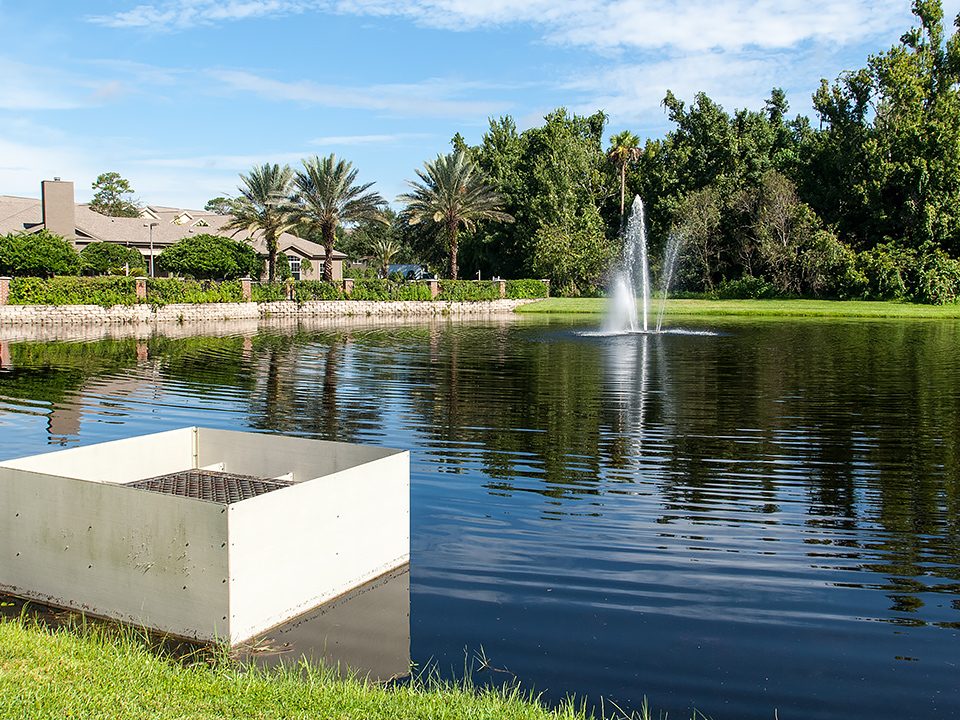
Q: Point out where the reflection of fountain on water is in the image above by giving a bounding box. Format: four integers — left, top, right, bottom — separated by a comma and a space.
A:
605, 196, 684, 335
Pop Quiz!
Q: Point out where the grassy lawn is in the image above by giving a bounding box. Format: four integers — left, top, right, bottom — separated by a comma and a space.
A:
517, 297, 960, 319
0, 617, 611, 720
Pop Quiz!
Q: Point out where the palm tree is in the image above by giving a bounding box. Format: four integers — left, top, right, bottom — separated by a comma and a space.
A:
399, 150, 513, 280
608, 130, 641, 221
289, 154, 387, 282
223, 163, 294, 282
367, 235, 402, 277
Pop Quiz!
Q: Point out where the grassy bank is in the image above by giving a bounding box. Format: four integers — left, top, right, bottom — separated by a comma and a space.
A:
518, 297, 960, 318
0, 617, 605, 720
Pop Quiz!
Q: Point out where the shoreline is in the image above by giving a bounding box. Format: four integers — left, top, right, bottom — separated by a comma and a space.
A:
0, 298, 536, 326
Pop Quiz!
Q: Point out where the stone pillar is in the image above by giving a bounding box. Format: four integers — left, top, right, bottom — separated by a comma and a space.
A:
542, 279, 551, 297
0, 277, 10, 305
342, 278, 354, 297
0, 341, 10, 369
135, 277, 147, 302
240, 277, 252, 302
428, 279, 439, 299
498, 280, 506, 298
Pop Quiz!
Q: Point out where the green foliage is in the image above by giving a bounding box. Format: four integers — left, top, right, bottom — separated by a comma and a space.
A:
8, 276, 137, 306
343, 264, 379, 279
437, 280, 501, 301
79, 243, 146, 276
156, 234, 262, 280
275, 252, 292, 281
349, 279, 433, 301
0, 230, 81, 277
399, 149, 512, 280
89, 172, 141, 217
855, 241, 960, 304
505, 279, 550, 298
203, 196, 237, 215
290, 154, 388, 282
251, 282, 287, 302
224, 163, 295, 282
293, 280, 343, 301
145, 278, 244, 305
712, 275, 779, 300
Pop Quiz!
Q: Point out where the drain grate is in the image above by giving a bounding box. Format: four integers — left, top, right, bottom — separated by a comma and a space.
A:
128, 469, 292, 504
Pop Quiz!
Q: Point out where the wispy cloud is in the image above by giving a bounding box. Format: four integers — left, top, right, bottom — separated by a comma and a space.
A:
209, 69, 508, 117
88, 1, 314, 29
89, 0, 930, 53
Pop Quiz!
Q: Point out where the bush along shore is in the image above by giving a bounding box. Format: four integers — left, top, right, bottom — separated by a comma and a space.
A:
0, 616, 677, 720
0, 276, 550, 308
518, 297, 960, 319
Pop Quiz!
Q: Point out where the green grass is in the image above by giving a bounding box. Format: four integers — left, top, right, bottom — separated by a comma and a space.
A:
0, 617, 647, 720
517, 297, 960, 318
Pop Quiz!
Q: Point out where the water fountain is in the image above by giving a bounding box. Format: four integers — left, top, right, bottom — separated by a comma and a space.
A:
605, 196, 683, 334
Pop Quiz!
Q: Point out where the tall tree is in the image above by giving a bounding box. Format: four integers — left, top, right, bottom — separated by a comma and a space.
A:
608, 130, 641, 220
204, 197, 237, 215
223, 163, 294, 283
89, 172, 141, 218
290, 154, 387, 282
399, 149, 513, 280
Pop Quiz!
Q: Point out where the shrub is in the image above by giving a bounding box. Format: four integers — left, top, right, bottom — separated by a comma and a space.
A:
146, 278, 243, 305
712, 275, 779, 299
505, 279, 549, 299
275, 253, 292, 281
251, 282, 287, 302
294, 281, 343, 301
156, 234, 262, 280
80, 243, 146, 276
437, 280, 500, 301
0, 230, 81, 277
856, 243, 910, 300
8, 276, 137, 306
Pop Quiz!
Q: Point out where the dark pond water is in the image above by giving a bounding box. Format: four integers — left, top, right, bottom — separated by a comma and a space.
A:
1, 315, 959, 719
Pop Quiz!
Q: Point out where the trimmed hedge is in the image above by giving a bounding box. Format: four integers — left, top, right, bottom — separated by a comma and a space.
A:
146, 278, 244, 305
437, 280, 501, 301
8, 276, 137, 306
2, 276, 550, 306
294, 281, 343, 301
505, 279, 549, 299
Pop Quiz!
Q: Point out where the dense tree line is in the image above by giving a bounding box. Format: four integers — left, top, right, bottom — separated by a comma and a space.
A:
426, 1, 960, 301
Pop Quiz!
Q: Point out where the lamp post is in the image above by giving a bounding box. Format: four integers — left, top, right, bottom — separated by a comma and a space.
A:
143, 222, 159, 277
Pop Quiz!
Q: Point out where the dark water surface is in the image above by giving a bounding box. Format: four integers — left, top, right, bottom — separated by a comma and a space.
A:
1, 315, 959, 719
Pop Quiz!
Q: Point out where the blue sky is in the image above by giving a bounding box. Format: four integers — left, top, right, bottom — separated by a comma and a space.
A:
2, 0, 958, 209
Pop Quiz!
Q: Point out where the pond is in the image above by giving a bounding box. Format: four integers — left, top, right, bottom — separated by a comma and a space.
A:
1, 315, 958, 719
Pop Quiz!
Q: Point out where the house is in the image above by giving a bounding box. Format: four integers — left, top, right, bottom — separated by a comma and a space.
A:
0, 179, 345, 281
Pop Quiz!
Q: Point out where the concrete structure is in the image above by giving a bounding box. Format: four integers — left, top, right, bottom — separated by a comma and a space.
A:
0, 180, 345, 281
0, 298, 536, 325
0, 427, 409, 644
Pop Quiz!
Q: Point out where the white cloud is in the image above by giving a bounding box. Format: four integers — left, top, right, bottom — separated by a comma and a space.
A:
88, 1, 313, 29
88, 0, 937, 54
209, 69, 509, 117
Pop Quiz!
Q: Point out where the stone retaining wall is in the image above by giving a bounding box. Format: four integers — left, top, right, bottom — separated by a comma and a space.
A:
0, 299, 535, 325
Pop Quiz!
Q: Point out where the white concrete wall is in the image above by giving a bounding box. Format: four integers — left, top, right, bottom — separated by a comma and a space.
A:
0, 299, 535, 325
0, 427, 195, 484
0, 467, 229, 640
197, 428, 399, 482
226, 451, 410, 643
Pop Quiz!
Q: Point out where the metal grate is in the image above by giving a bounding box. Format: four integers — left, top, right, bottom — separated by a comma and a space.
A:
128, 469, 292, 504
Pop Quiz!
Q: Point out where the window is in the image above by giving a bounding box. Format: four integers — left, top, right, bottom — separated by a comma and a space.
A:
288, 254, 301, 280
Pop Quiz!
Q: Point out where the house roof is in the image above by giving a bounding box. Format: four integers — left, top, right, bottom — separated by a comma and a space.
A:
0, 195, 346, 260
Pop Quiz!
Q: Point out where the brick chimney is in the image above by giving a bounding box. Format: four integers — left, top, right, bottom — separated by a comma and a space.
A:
41, 178, 76, 241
